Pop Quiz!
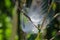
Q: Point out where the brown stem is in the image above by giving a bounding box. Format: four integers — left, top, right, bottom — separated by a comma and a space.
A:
9, 1, 18, 40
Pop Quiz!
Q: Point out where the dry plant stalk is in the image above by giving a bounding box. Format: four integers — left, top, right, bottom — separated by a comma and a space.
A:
35, 0, 54, 40
9, 1, 18, 40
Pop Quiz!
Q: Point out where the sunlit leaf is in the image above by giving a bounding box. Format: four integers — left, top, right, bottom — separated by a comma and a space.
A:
5, 17, 11, 23
0, 29, 3, 34
52, 3, 56, 11
0, 34, 3, 40
5, 0, 11, 8
5, 29, 12, 38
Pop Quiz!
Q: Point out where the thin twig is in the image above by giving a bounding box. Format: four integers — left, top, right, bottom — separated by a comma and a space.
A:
22, 12, 38, 29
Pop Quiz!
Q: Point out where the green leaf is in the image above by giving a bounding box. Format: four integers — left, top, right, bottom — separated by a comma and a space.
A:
0, 29, 3, 34
52, 3, 56, 11
52, 30, 56, 36
5, 0, 11, 8
5, 29, 12, 38
0, 34, 3, 40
